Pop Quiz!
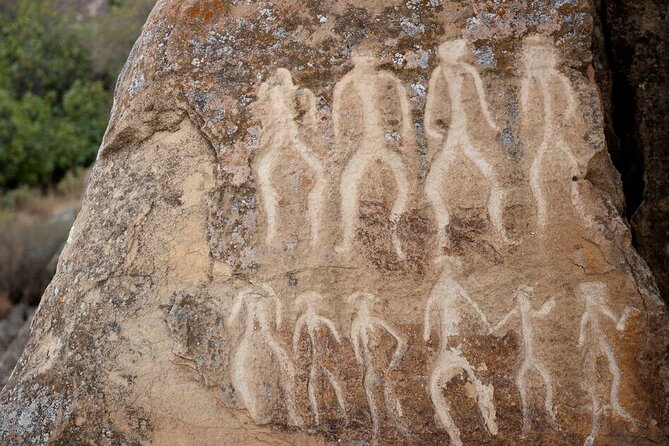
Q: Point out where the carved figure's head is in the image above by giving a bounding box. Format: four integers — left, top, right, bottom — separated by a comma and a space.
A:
351, 46, 380, 69
514, 285, 534, 308
576, 281, 608, 306
522, 34, 558, 70
294, 291, 324, 310
438, 39, 468, 63
346, 291, 377, 312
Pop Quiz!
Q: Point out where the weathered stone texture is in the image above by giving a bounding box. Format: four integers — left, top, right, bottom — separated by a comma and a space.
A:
1, 1, 667, 445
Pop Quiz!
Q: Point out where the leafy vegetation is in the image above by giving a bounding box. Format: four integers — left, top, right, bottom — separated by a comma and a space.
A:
0, 0, 153, 191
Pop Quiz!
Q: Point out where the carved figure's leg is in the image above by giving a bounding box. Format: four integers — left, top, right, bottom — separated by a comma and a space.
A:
516, 358, 531, 433
583, 345, 602, 446
323, 367, 347, 416
295, 141, 327, 246
462, 139, 511, 244
425, 142, 457, 251
600, 339, 635, 423
337, 151, 372, 256
266, 336, 305, 427
429, 361, 464, 446
308, 361, 320, 424
257, 148, 281, 243
530, 140, 548, 230
381, 374, 409, 436
380, 151, 410, 260
535, 361, 557, 426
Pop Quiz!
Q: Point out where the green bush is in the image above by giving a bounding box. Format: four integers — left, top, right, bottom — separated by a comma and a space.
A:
0, 0, 110, 191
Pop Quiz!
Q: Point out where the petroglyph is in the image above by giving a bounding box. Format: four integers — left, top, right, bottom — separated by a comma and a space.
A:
577, 281, 638, 446
292, 292, 346, 424
334, 49, 416, 260
255, 68, 327, 246
423, 256, 497, 446
228, 285, 304, 427
348, 292, 408, 442
424, 39, 509, 248
520, 35, 590, 231
494, 285, 556, 434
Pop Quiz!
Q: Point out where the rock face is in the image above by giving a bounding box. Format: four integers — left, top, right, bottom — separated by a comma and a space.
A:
1, 1, 667, 445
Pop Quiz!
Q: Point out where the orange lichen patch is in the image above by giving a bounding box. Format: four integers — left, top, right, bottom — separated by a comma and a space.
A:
203, 11, 214, 21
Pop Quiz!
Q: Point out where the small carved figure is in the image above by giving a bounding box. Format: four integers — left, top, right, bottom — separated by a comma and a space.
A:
292, 291, 346, 423
348, 291, 408, 442
494, 285, 556, 433
228, 284, 304, 427
423, 256, 497, 446
520, 35, 590, 231
424, 39, 509, 249
334, 48, 415, 260
255, 68, 327, 247
577, 281, 638, 446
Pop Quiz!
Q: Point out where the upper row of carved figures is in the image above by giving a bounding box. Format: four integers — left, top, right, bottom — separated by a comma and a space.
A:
225, 257, 638, 446
253, 35, 593, 258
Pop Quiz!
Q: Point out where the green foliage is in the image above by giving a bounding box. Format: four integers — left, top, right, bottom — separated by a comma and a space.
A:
0, 0, 111, 191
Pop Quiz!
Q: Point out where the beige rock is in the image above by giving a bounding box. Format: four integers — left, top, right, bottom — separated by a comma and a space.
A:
1, 1, 667, 445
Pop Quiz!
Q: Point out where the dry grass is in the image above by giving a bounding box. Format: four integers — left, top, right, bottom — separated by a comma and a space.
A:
0, 169, 87, 307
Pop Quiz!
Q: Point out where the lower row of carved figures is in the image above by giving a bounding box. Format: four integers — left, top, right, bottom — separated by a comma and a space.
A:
227, 259, 638, 446
255, 36, 592, 259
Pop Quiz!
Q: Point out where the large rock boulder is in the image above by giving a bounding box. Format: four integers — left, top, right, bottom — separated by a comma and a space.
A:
1, 1, 667, 445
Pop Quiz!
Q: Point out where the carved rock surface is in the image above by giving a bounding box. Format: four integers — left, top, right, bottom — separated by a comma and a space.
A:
1, 1, 667, 445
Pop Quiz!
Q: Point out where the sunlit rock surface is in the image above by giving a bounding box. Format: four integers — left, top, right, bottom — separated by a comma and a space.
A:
1, 1, 667, 445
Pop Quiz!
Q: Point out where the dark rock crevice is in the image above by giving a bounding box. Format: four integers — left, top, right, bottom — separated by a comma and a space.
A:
593, 0, 669, 301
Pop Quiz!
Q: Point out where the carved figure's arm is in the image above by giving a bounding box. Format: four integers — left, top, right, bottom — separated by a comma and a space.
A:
292, 314, 307, 352
463, 63, 499, 131
423, 292, 437, 342
375, 317, 405, 369
536, 297, 556, 317
557, 72, 578, 119
424, 68, 447, 142
392, 75, 416, 148
493, 308, 517, 332
262, 284, 282, 328
458, 284, 492, 332
578, 312, 589, 347
317, 316, 342, 344
616, 306, 639, 331
332, 75, 353, 147
519, 76, 533, 116
228, 290, 250, 324
350, 319, 363, 365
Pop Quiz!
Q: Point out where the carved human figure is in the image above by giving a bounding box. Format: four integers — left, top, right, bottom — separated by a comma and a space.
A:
228, 285, 304, 427
292, 291, 346, 424
577, 281, 638, 446
423, 256, 497, 446
334, 48, 415, 260
255, 68, 327, 247
348, 292, 408, 442
520, 35, 590, 231
494, 285, 556, 433
424, 39, 509, 249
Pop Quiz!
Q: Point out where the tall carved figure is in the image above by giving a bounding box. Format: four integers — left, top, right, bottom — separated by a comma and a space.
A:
334, 49, 415, 260
228, 285, 304, 427
348, 292, 408, 443
255, 68, 327, 246
292, 291, 346, 424
577, 282, 637, 446
494, 285, 557, 433
423, 256, 497, 446
424, 39, 508, 249
520, 35, 589, 231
